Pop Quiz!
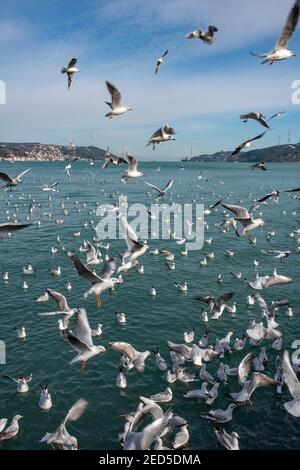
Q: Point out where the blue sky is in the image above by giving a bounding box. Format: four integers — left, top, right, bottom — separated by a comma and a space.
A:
0, 0, 300, 160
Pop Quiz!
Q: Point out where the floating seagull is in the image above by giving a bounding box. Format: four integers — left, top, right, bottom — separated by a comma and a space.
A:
61, 58, 80, 90
186, 26, 218, 44
201, 404, 236, 423
105, 81, 133, 118
144, 180, 173, 198
251, 0, 300, 64
232, 132, 266, 156
42, 182, 59, 192
0, 223, 31, 238
155, 50, 168, 74
148, 387, 173, 403
39, 385, 53, 411
214, 425, 240, 450
240, 112, 270, 129
122, 153, 144, 179
146, 125, 176, 150
40, 398, 88, 450
0, 415, 23, 442
1, 373, 32, 393
0, 168, 31, 188
63, 308, 106, 369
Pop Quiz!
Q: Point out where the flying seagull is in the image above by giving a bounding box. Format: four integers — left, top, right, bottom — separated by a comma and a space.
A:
61, 58, 80, 90
240, 113, 270, 129
251, 0, 300, 64
221, 202, 265, 237
256, 187, 300, 203
122, 153, 144, 179
250, 162, 267, 171
232, 132, 266, 156
186, 26, 218, 44
105, 81, 133, 118
63, 308, 106, 369
0, 223, 31, 238
155, 50, 168, 74
39, 398, 88, 449
118, 216, 148, 272
144, 180, 173, 198
146, 125, 176, 150
0, 168, 31, 188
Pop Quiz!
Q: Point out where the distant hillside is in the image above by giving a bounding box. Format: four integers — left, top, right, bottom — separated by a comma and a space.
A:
0, 142, 114, 161
187, 143, 300, 163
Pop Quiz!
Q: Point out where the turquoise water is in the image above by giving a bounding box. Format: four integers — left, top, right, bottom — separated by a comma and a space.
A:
0, 161, 299, 450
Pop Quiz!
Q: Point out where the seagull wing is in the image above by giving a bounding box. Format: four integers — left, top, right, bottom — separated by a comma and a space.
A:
109, 341, 138, 360
63, 329, 91, 353
100, 257, 117, 279
63, 398, 88, 426
67, 58, 77, 68
144, 181, 162, 193
0, 172, 13, 183
163, 125, 176, 135
281, 187, 300, 193
46, 288, 70, 311
120, 215, 139, 249
102, 158, 112, 169
238, 353, 253, 383
162, 180, 174, 193
268, 111, 286, 121
221, 203, 250, 219
247, 373, 278, 397
162, 49, 168, 58
275, 0, 300, 50
0, 223, 31, 237
16, 168, 31, 180
74, 308, 93, 348
282, 350, 300, 399
126, 153, 138, 172
70, 255, 103, 284
140, 410, 173, 450
105, 81, 122, 108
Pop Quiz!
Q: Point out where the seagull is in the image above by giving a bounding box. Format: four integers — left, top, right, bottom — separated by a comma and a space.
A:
221, 202, 265, 237
240, 112, 270, 129
173, 424, 189, 449
153, 349, 168, 371
232, 132, 266, 156
63, 308, 106, 370
123, 410, 173, 450
37, 288, 77, 328
251, 0, 300, 64
0, 223, 31, 238
85, 240, 101, 266
122, 153, 144, 179
213, 425, 240, 450
102, 155, 128, 169
39, 398, 88, 450
282, 350, 300, 417
105, 81, 133, 118
256, 187, 300, 203
200, 404, 236, 423
227, 373, 278, 406
39, 385, 53, 410
146, 125, 176, 150
183, 383, 209, 400
71, 254, 120, 308
155, 50, 168, 74
0, 415, 23, 441
148, 387, 173, 403
186, 25, 218, 44
0, 168, 31, 188
42, 182, 59, 192
61, 58, 80, 90
250, 162, 267, 171
109, 342, 150, 372
118, 216, 148, 271
1, 373, 32, 393
144, 180, 173, 198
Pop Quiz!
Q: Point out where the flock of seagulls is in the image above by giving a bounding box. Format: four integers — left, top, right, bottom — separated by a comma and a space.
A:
0, 0, 300, 452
